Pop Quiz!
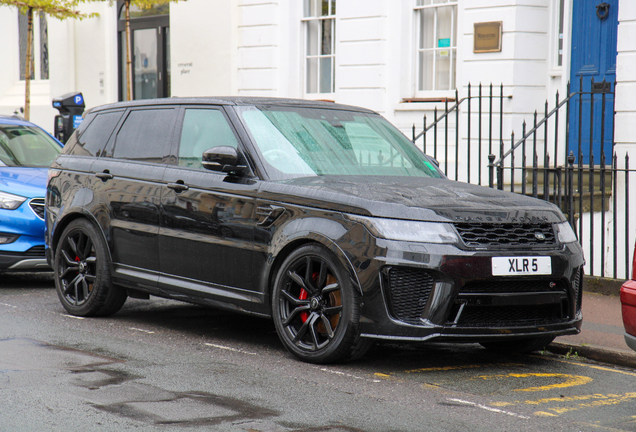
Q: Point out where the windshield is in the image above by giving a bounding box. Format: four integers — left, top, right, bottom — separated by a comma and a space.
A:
234, 105, 443, 180
0, 124, 62, 167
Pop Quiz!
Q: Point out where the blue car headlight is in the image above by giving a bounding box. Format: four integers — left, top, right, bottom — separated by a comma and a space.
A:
0, 191, 27, 210
347, 214, 458, 244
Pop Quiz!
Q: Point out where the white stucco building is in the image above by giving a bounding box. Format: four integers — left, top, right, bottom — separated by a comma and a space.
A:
0, 0, 634, 278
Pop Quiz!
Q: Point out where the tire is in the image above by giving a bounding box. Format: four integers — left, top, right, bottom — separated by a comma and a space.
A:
271, 244, 372, 364
53, 219, 127, 317
479, 335, 556, 354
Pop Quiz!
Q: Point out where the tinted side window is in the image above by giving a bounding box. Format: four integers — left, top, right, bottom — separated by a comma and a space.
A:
178, 108, 239, 169
113, 109, 176, 163
72, 111, 123, 157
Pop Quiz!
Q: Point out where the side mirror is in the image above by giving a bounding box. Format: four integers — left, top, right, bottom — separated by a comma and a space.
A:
202, 146, 247, 175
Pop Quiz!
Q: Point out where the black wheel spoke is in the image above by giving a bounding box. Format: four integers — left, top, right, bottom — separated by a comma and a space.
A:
80, 277, 90, 300
319, 314, 335, 338
323, 305, 342, 315
316, 261, 327, 289
308, 313, 320, 349
293, 313, 313, 344
288, 270, 315, 295
64, 274, 82, 297
61, 250, 77, 267
303, 257, 319, 294
67, 236, 79, 258
282, 304, 311, 326
322, 281, 339, 294
281, 289, 309, 307
82, 236, 93, 261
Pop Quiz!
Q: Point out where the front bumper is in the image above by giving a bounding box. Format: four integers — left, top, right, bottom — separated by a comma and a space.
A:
0, 201, 49, 271
352, 237, 584, 342
0, 249, 50, 271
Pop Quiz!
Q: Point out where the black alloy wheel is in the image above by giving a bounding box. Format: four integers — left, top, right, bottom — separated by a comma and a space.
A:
54, 219, 127, 317
272, 244, 372, 364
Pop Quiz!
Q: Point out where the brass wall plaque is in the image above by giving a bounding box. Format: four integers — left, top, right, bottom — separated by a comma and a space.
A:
474, 21, 502, 53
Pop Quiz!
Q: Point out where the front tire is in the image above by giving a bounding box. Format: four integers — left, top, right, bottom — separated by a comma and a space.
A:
53, 219, 127, 317
271, 244, 372, 364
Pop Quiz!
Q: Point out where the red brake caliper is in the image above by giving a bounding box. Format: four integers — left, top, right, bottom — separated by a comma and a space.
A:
299, 272, 319, 323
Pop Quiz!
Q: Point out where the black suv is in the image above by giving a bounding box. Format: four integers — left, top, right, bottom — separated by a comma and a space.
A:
45, 97, 584, 363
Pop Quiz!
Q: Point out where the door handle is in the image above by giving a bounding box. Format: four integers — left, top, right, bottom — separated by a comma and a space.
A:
167, 181, 189, 192
95, 171, 114, 181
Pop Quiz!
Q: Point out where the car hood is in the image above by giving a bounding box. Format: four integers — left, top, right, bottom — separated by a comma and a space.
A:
259, 176, 565, 223
0, 167, 48, 198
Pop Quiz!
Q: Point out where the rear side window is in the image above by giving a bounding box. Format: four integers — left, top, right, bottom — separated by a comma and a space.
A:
113, 109, 176, 163
72, 111, 123, 157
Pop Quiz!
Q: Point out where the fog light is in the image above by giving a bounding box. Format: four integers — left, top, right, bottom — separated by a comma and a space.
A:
0, 234, 19, 244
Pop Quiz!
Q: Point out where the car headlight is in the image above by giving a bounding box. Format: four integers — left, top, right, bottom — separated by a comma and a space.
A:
347, 214, 458, 244
555, 221, 578, 244
0, 191, 27, 210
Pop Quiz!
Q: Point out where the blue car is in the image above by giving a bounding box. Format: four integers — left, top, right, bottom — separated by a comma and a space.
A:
0, 115, 63, 272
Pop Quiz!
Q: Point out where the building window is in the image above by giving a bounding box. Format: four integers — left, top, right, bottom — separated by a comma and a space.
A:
557, 0, 565, 67
303, 0, 336, 95
415, 0, 457, 93
118, 1, 170, 101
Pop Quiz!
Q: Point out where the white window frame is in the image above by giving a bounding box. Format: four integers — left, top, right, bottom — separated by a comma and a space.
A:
414, 1, 458, 99
549, 0, 571, 77
302, 0, 336, 99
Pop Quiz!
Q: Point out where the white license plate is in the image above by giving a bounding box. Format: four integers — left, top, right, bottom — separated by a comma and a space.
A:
492, 256, 552, 276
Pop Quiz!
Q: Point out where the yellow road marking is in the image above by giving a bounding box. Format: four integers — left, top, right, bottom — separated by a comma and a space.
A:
477, 372, 592, 392
491, 393, 636, 417
493, 393, 636, 407
404, 363, 523, 373
533, 355, 636, 378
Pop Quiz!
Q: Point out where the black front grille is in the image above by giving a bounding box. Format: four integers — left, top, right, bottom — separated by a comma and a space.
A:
573, 269, 582, 313
25, 245, 46, 256
386, 267, 434, 325
455, 304, 564, 327
29, 198, 45, 220
454, 223, 556, 249
461, 280, 567, 294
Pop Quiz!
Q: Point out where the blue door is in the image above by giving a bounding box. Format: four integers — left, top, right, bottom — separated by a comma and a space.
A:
569, 0, 618, 165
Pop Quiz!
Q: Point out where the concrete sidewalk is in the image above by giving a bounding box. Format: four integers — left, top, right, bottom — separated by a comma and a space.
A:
549, 282, 636, 368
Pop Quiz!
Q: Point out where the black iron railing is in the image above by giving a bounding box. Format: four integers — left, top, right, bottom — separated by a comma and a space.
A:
413, 78, 635, 280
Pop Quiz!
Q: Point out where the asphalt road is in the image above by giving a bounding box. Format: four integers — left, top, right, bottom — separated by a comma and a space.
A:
1, 273, 636, 432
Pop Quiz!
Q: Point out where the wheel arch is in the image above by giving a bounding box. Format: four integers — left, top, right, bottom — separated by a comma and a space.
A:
263, 231, 363, 312
51, 210, 113, 262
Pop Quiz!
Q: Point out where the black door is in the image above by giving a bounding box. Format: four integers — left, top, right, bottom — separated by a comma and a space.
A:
159, 107, 261, 307
90, 107, 177, 287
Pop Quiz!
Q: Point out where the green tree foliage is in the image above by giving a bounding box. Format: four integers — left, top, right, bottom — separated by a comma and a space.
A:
1, 0, 97, 120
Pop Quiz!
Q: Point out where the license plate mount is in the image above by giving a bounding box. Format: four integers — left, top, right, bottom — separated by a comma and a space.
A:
492, 256, 552, 276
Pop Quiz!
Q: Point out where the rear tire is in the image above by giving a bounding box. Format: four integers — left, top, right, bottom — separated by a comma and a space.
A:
271, 244, 372, 364
53, 219, 127, 317
479, 335, 556, 353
